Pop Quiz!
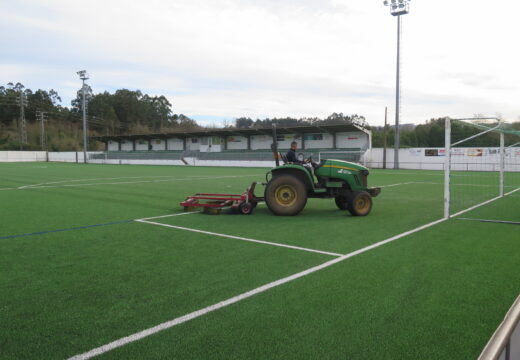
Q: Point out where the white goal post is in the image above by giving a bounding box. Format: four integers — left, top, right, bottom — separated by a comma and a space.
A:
443, 117, 520, 223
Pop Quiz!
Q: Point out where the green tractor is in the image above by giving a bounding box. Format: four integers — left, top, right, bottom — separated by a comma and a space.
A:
265, 156, 380, 216
264, 148, 380, 217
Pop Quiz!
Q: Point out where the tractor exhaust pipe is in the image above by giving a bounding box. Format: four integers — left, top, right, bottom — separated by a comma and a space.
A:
271, 123, 280, 167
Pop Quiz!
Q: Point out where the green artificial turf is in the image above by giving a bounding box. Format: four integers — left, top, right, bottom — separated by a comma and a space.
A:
100, 221, 520, 360
1, 162, 518, 359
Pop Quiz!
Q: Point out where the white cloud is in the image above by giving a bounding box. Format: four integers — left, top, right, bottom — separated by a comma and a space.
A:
0, 0, 519, 125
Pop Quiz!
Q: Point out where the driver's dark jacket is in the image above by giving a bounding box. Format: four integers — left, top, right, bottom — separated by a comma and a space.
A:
286, 149, 300, 163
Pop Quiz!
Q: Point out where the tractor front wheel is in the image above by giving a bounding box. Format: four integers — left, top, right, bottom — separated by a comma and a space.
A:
265, 175, 307, 216
347, 191, 373, 216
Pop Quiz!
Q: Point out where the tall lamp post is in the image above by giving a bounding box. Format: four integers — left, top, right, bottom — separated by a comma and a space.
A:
383, 0, 410, 169
77, 70, 89, 163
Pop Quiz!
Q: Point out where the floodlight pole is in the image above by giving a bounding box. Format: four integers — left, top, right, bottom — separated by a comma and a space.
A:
394, 15, 402, 169
77, 70, 89, 164
82, 79, 87, 163
384, 0, 410, 169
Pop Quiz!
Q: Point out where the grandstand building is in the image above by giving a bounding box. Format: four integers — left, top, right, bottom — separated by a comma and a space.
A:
92, 123, 372, 154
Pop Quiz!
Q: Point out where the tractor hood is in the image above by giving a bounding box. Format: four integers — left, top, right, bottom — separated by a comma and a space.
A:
320, 159, 368, 173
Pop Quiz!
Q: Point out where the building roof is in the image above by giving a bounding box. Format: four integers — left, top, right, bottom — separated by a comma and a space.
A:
91, 123, 370, 142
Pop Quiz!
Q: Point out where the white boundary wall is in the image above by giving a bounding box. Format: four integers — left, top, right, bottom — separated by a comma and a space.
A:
3, 148, 518, 170
0, 151, 47, 162
368, 147, 520, 171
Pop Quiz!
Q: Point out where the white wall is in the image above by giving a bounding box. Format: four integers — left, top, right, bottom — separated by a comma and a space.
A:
250, 135, 272, 150
250, 134, 303, 150
135, 140, 149, 151
120, 140, 133, 151
277, 134, 303, 149
186, 137, 200, 151
304, 133, 334, 149
89, 159, 187, 166
367, 147, 520, 171
108, 140, 119, 151
48, 152, 77, 162
151, 139, 166, 151
0, 151, 47, 162
336, 131, 370, 150
167, 138, 184, 150
226, 136, 248, 150
368, 148, 444, 170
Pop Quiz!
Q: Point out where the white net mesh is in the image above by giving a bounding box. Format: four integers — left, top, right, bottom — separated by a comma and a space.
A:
447, 118, 520, 224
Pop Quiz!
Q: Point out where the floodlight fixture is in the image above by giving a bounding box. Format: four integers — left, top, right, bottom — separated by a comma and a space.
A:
384, 0, 410, 16
77, 70, 89, 81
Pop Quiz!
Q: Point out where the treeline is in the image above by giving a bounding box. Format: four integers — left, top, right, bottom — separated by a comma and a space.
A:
231, 113, 367, 128
371, 118, 520, 148
0, 83, 199, 150
2, 82, 518, 151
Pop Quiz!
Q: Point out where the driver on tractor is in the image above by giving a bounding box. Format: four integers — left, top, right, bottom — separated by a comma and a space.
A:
286, 141, 302, 164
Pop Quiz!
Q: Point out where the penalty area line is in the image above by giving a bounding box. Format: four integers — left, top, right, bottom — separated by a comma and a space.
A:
69, 216, 448, 360
135, 219, 343, 257
136, 212, 199, 221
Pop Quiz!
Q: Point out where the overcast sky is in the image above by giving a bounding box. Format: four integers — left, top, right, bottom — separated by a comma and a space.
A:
1, 0, 519, 126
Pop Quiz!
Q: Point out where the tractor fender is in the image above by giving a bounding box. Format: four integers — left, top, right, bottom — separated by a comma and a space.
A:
269, 166, 315, 191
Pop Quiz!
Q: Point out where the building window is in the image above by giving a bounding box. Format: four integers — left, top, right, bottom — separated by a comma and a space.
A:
304, 134, 323, 141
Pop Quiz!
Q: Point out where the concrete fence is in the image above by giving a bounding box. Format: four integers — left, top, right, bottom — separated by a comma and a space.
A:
1, 148, 519, 171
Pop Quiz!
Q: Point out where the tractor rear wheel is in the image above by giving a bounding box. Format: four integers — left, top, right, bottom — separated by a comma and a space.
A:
265, 175, 307, 216
347, 191, 373, 216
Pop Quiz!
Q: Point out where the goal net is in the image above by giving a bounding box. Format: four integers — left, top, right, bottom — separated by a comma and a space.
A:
444, 118, 520, 224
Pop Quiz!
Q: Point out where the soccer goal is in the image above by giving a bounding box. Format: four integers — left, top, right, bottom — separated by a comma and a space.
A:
444, 117, 520, 224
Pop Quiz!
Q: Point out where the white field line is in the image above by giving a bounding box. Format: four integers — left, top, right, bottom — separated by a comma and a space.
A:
457, 218, 520, 225
16, 175, 194, 189
69, 216, 447, 360
383, 181, 518, 189
372, 170, 444, 176
4, 180, 500, 192
378, 181, 417, 188
137, 212, 200, 221
451, 187, 520, 218
0, 175, 261, 191
135, 219, 343, 257
373, 170, 512, 179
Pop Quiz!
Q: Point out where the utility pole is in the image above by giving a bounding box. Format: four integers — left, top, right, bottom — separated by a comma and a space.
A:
383, 107, 388, 169
383, 0, 411, 169
77, 70, 89, 163
37, 111, 47, 150
16, 90, 28, 147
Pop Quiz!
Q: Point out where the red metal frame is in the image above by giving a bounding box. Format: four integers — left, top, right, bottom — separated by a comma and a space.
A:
180, 182, 263, 210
